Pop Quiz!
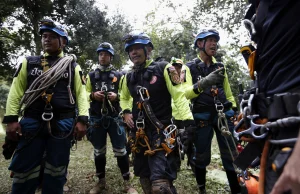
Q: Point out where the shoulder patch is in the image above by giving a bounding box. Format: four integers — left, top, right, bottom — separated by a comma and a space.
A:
181, 69, 186, 83
167, 66, 181, 85
79, 71, 86, 85
13, 63, 22, 77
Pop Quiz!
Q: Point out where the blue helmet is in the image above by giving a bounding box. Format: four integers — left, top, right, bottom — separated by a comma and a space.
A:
123, 31, 154, 52
39, 19, 69, 45
96, 42, 114, 56
194, 29, 220, 48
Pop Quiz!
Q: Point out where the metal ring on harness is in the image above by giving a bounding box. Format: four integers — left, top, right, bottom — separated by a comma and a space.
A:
42, 112, 53, 121
136, 118, 145, 129
42, 104, 53, 121
215, 102, 224, 112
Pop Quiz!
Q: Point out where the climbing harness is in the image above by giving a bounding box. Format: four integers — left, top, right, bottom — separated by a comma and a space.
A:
20, 55, 77, 141
129, 86, 177, 157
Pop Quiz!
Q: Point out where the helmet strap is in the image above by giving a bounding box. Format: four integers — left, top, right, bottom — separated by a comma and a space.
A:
143, 46, 148, 59
200, 39, 211, 57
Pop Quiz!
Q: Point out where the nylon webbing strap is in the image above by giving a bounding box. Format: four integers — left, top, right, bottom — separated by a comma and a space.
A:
233, 141, 264, 171
142, 99, 165, 130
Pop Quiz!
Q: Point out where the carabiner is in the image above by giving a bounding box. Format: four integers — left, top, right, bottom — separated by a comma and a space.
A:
163, 124, 177, 137
138, 86, 150, 101
240, 93, 254, 117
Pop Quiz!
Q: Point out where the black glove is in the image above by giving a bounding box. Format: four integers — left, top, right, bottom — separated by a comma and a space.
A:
2, 136, 18, 160
198, 68, 225, 90
178, 120, 196, 153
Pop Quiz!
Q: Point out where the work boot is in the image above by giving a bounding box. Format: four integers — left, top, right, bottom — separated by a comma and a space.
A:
89, 178, 106, 194
123, 180, 138, 194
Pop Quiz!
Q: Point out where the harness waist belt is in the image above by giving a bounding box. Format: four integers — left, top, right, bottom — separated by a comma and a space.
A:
24, 111, 76, 120
192, 101, 232, 113
256, 92, 300, 121
89, 110, 118, 117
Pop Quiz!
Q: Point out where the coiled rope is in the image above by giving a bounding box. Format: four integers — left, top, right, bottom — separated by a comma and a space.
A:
20, 55, 76, 112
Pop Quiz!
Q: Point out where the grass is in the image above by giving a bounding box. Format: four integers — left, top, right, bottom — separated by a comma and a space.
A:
0, 133, 231, 194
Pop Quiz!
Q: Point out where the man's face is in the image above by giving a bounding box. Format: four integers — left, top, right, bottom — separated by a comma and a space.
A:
128, 44, 147, 66
198, 36, 218, 56
98, 51, 111, 66
41, 31, 65, 55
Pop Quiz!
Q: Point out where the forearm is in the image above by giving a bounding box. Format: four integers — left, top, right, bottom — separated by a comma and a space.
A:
74, 66, 89, 116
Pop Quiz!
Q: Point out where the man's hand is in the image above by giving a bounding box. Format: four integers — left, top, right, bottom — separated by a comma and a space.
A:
107, 92, 117, 102
198, 68, 225, 90
74, 122, 87, 141
6, 122, 22, 141
93, 91, 105, 102
123, 113, 134, 129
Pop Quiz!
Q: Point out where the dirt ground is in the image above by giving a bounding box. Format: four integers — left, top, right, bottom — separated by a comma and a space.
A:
0, 134, 233, 194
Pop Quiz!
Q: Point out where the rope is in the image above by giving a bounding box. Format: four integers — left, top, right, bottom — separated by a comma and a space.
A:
130, 127, 164, 156
20, 55, 76, 112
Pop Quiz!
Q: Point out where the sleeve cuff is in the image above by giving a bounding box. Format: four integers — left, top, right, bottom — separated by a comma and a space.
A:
2, 115, 19, 124
193, 83, 201, 94
77, 116, 89, 125
123, 109, 132, 114
89, 93, 94, 101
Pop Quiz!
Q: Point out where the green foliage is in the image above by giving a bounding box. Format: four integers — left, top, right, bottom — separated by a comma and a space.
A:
106, 14, 132, 70
0, 28, 21, 82
64, 0, 108, 72
0, 83, 10, 118
190, 0, 248, 49
0, 0, 132, 76
223, 53, 250, 106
